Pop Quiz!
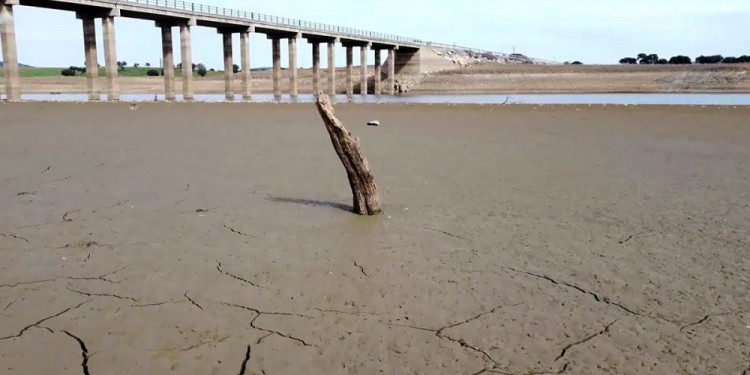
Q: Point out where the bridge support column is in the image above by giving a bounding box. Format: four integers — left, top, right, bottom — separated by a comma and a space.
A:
287, 37, 297, 97
388, 49, 395, 95
345, 46, 353, 97
159, 25, 175, 101
79, 16, 99, 101
373, 49, 381, 95
327, 42, 335, 95
180, 22, 194, 101
311, 42, 320, 93
222, 32, 234, 101
360, 45, 368, 96
0, 0, 20, 101
271, 37, 281, 99
240, 30, 251, 100
102, 16, 119, 101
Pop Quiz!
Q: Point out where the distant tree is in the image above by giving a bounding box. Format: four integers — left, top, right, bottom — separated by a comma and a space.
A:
61, 69, 76, 77
738, 55, 750, 63
196, 63, 207, 77
668, 55, 692, 65
134, 63, 141, 68
571, 61, 583, 65
638, 53, 659, 64
145, 62, 151, 67
146, 69, 160, 76
656, 58, 668, 65
722, 56, 739, 64
563, 61, 570, 65
695, 55, 723, 64
233, 63, 240, 73
209, 68, 215, 72
619, 57, 637, 64
176, 62, 182, 69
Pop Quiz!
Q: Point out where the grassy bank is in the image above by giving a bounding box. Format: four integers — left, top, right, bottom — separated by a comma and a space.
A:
0, 66, 225, 78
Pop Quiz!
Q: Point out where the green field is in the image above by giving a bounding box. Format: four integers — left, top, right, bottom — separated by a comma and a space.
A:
0, 67, 224, 78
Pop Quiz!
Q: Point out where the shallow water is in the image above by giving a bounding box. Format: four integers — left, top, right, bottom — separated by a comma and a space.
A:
7, 92, 750, 105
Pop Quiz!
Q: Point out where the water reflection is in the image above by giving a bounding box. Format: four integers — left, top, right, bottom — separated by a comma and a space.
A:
8, 92, 750, 105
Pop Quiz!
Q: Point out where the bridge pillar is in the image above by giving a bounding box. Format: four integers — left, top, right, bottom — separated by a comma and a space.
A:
373, 49, 381, 95
180, 22, 194, 101
311, 42, 320, 93
388, 48, 396, 95
327, 42, 336, 95
271, 37, 281, 99
360, 45, 369, 96
240, 30, 251, 100
345, 46, 353, 97
78, 15, 99, 101
158, 25, 175, 101
102, 16, 119, 101
221, 32, 234, 101
287, 37, 298, 97
0, 0, 20, 101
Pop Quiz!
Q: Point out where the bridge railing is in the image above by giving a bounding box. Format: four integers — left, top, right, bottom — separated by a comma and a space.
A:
118, 0, 424, 45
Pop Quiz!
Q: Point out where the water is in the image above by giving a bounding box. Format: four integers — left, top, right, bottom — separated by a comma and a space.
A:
7, 92, 750, 105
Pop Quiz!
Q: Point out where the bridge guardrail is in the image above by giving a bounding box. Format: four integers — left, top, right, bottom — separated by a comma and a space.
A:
110, 0, 505, 55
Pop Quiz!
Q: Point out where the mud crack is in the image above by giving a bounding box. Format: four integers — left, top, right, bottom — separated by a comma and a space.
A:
64, 330, 91, 375
0, 300, 90, 341
184, 292, 203, 310
216, 260, 267, 289
352, 259, 369, 278
619, 231, 648, 244
424, 227, 469, 241
223, 224, 257, 238
222, 302, 316, 347
679, 311, 746, 332
0, 232, 29, 243
66, 286, 138, 302
0, 266, 124, 288
555, 320, 618, 361
238, 344, 251, 375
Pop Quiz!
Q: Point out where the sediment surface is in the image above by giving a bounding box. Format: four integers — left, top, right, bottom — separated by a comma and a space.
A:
1, 103, 748, 374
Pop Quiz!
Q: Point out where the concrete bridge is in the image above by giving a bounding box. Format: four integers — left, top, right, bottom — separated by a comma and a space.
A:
0, 0, 437, 101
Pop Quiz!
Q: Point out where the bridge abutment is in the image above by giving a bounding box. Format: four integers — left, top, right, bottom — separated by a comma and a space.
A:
0, 0, 20, 101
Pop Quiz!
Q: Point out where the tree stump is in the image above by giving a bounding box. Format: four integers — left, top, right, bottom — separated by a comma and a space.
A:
314, 93, 382, 215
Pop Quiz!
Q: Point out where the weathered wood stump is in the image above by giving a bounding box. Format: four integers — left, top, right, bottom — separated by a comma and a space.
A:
314, 93, 382, 215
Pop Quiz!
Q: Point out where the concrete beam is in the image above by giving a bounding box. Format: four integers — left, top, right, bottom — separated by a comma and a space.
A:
160, 25, 175, 101
327, 42, 336, 95
311, 42, 320, 94
102, 16, 119, 101
81, 16, 99, 101
222, 31, 234, 100
240, 31, 251, 100
288, 36, 298, 97
345, 46, 353, 97
360, 45, 368, 96
271, 37, 281, 99
373, 49, 381, 95
180, 23, 193, 100
0, 1, 20, 101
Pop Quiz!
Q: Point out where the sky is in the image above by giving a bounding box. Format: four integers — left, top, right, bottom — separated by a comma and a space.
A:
2, 0, 749, 69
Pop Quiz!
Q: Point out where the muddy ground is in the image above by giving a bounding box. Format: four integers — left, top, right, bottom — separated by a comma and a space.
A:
0, 103, 748, 374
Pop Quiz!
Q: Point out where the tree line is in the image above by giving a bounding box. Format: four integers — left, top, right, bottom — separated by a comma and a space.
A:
620, 53, 750, 65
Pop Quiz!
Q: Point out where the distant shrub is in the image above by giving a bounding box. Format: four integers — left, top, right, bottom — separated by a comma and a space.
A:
695, 55, 723, 64
61, 69, 76, 77
668, 55, 692, 65
197, 66, 208, 77
146, 69, 160, 76
571, 61, 583, 65
619, 57, 637, 64
656, 58, 668, 65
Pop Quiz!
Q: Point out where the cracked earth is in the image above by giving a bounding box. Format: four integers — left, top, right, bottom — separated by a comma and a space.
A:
1, 103, 749, 374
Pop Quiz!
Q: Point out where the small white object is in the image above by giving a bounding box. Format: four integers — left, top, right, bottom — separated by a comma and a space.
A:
367, 120, 380, 127
62, 257, 66, 261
